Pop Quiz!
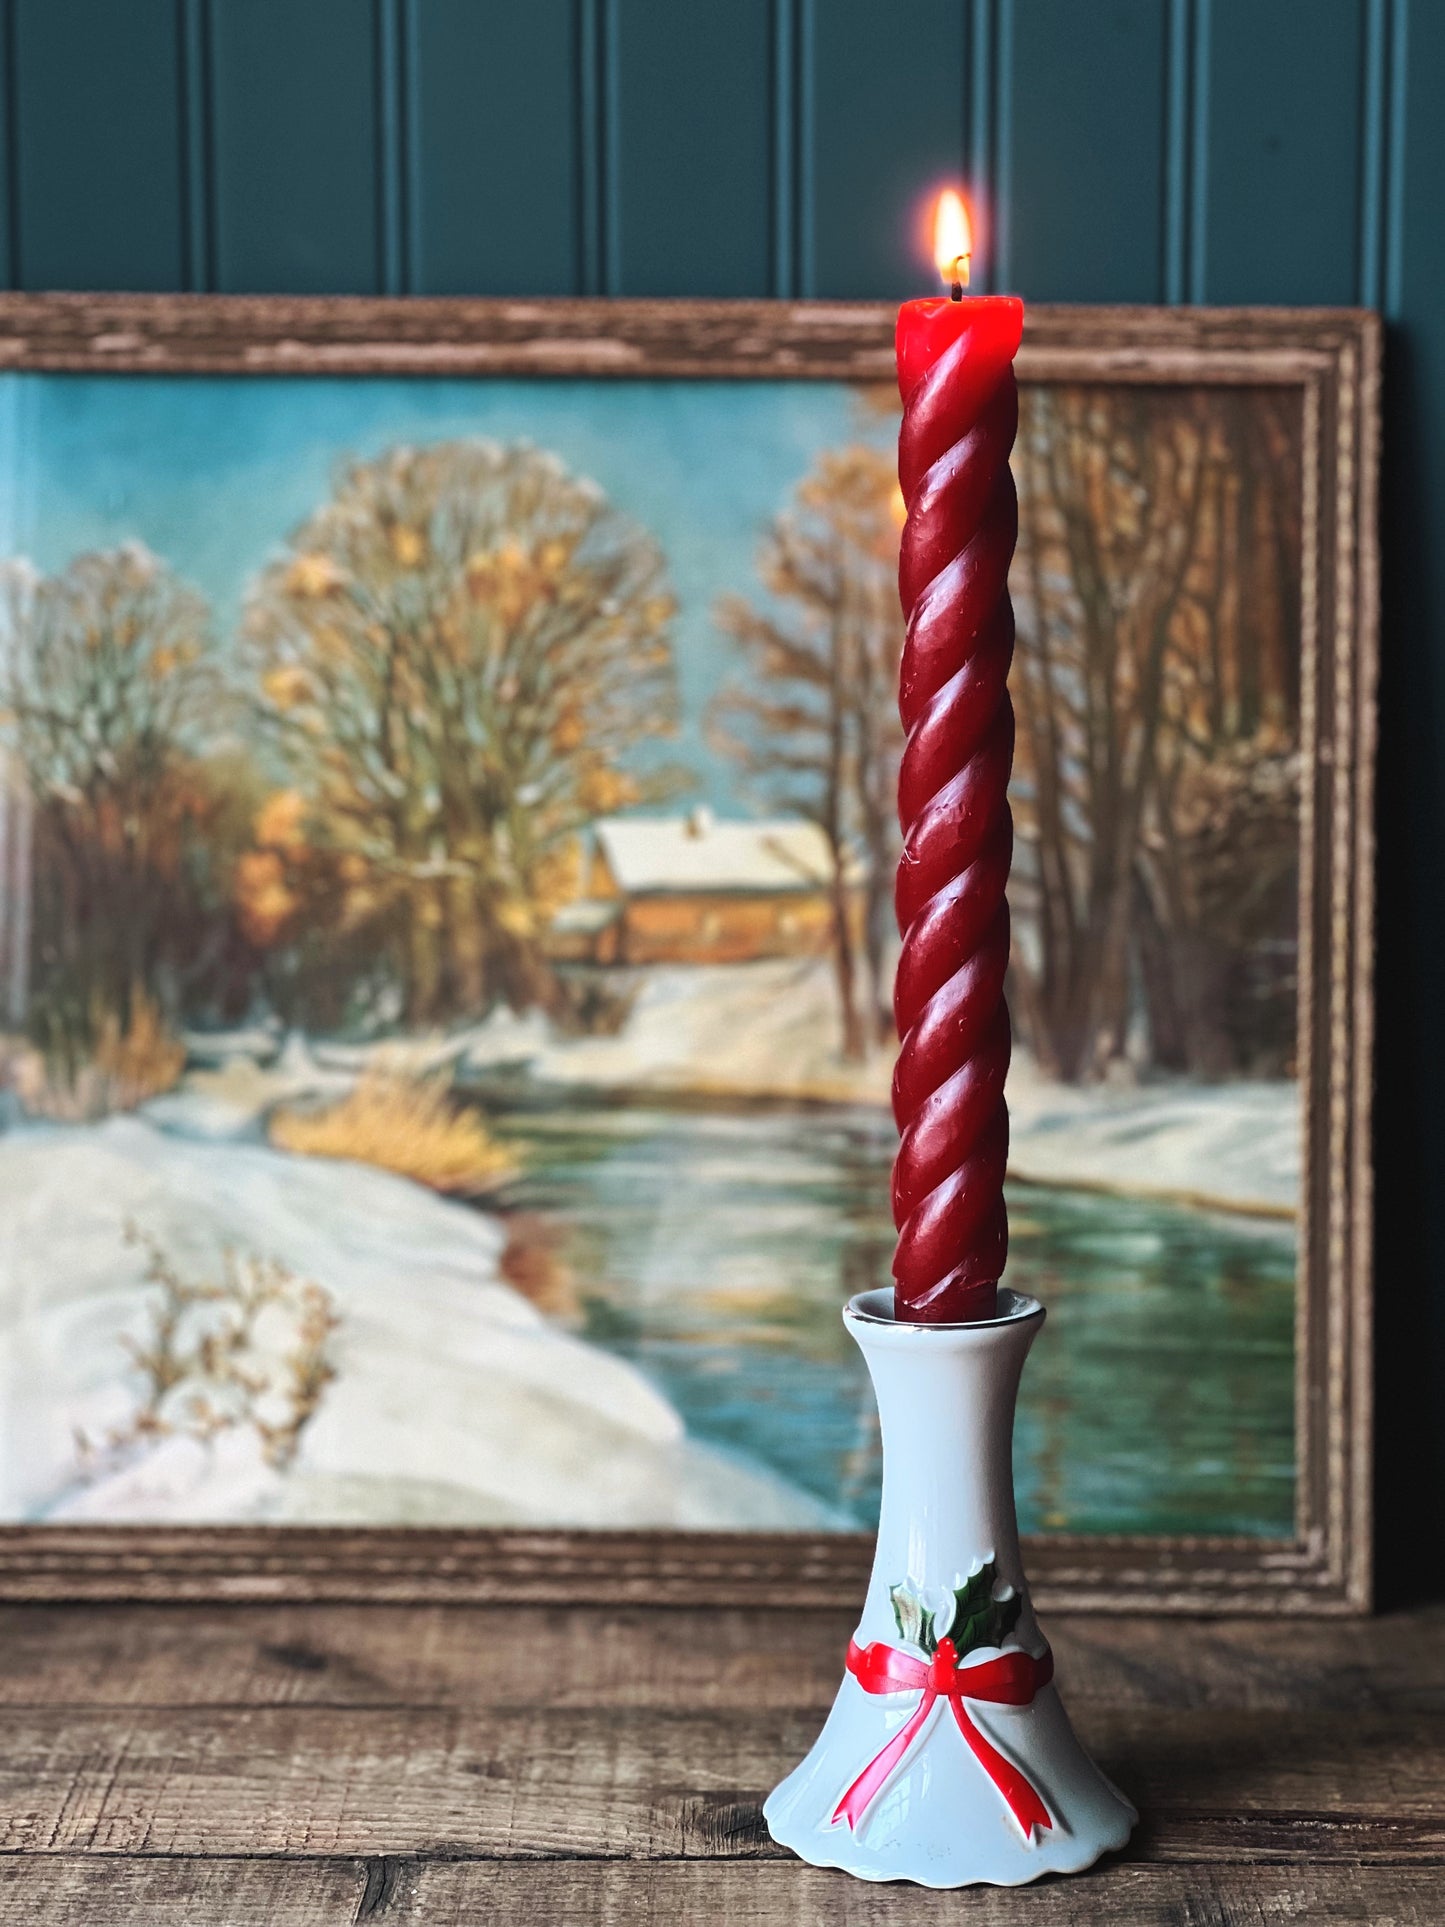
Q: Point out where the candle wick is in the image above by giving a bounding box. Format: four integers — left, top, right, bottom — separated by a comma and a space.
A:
950, 280, 963, 302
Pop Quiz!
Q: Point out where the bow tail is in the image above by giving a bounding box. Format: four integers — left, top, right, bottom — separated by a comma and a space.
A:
949, 1696, 1053, 1838
831, 1690, 938, 1830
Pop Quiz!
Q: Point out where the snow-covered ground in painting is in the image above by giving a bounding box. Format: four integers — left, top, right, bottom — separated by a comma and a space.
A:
451, 959, 1300, 1219
0, 1115, 837, 1528
0, 959, 1296, 1527
165, 957, 1298, 1218
1005, 1055, 1296, 1219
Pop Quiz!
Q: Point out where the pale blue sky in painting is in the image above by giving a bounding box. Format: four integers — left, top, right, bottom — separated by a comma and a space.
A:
0, 374, 894, 809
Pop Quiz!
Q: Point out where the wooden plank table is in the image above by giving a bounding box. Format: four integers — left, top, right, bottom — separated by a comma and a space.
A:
0, 1600, 1440, 1923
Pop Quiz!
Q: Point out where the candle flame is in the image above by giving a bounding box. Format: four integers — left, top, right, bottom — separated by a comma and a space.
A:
932, 189, 972, 289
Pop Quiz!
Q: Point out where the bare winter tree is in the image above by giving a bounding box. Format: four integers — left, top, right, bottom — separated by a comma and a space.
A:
0, 544, 225, 1089
1136, 391, 1302, 1075
708, 446, 902, 1058
241, 440, 680, 1025
1012, 386, 1301, 1081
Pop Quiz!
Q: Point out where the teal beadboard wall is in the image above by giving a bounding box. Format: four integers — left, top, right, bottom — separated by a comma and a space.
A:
0, 0, 1438, 1599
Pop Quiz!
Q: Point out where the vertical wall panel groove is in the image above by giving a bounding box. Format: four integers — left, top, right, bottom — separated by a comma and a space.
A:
1188, 0, 1211, 300
401, 0, 421, 295
993, 0, 1015, 290
968, 0, 996, 293
179, 0, 213, 291
573, 0, 619, 295
1359, 0, 1388, 308
1164, 0, 1193, 304
1383, 0, 1408, 318
376, 0, 405, 296
0, 0, 15, 291
794, 0, 815, 297
576, 0, 602, 295
770, 0, 795, 298
600, 0, 621, 295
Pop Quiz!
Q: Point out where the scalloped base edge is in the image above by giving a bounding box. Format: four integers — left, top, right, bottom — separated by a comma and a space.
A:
762, 1803, 1136, 1890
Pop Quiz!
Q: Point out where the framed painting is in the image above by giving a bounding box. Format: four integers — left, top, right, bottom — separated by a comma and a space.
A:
0, 297, 1375, 1612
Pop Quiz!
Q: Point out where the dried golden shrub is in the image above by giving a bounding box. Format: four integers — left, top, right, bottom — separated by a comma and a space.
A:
269, 1069, 516, 1196
17, 987, 186, 1121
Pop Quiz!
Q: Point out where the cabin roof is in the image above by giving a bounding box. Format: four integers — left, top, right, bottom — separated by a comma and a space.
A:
594, 811, 860, 895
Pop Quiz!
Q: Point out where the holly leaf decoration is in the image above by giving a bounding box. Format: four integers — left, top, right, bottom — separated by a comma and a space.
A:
890, 1570, 1021, 1656
943, 1561, 1023, 1658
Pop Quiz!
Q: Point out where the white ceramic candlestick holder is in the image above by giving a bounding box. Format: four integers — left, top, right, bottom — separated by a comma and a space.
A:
764, 1286, 1135, 1888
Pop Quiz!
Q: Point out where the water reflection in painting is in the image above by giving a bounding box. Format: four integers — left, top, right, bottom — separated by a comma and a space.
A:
491, 1098, 1294, 1537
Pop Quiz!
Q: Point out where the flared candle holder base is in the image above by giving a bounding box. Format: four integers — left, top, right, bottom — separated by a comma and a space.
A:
763, 1287, 1136, 1889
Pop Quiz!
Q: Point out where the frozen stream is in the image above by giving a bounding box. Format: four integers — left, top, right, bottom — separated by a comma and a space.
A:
489, 1096, 1296, 1538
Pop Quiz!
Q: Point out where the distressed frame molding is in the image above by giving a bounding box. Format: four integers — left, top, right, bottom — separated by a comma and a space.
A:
0, 297, 1377, 1613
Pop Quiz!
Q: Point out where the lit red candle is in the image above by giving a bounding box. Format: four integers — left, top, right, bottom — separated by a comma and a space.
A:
891, 190, 1024, 1324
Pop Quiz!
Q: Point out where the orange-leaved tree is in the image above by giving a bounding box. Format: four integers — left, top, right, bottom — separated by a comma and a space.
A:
241, 440, 679, 1024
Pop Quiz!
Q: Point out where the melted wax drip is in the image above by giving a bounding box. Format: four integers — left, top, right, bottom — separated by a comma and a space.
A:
891, 324, 1020, 1323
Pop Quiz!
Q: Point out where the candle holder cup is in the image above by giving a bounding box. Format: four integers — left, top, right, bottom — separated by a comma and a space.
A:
764, 1287, 1135, 1888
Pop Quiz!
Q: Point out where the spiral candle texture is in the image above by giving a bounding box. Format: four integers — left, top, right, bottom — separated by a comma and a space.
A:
891, 297, 1024, 1323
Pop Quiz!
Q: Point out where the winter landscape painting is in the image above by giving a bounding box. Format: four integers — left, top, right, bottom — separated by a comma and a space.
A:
0, 365, 1302, 1541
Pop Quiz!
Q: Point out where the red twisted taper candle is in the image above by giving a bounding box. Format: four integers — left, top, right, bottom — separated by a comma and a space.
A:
891, 255, 1024, 1325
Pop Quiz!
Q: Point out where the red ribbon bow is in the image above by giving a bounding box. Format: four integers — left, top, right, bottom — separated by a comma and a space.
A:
833, 1633, 1055, 1840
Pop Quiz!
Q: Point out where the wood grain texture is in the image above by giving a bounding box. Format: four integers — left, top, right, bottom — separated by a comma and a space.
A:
0, 1522, 1359, 1616
2, 1857, 1441, 1927
5, 1601, 1441, 1716
0, 1602, 1438, 1921
5, 1700, 1445, 1860
0, 290, 1375, 379
0, 1858, 368, 1927
2, 1858, 1443, 1927
0, 1610, 1438, 1861
0, 297, 1376, 1617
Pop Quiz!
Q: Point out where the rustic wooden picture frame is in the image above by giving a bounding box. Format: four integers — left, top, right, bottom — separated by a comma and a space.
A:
0, 296, 1376, 1613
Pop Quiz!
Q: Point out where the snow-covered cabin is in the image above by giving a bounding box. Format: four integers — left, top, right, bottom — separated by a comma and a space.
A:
549, 809, 861, 966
